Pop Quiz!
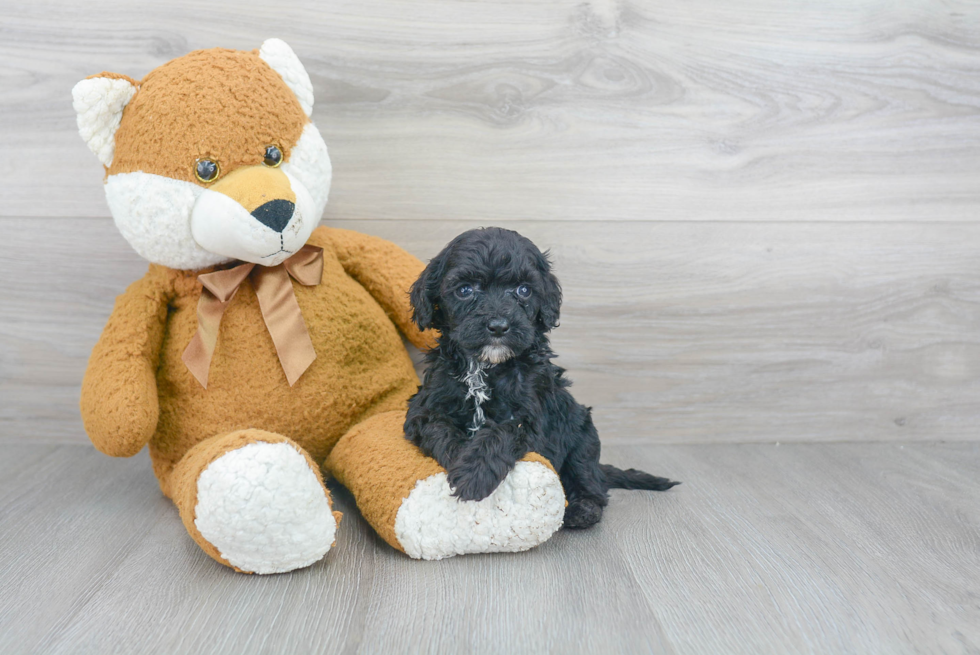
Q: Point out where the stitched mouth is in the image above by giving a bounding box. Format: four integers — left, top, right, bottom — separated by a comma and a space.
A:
260, 235, 293, 260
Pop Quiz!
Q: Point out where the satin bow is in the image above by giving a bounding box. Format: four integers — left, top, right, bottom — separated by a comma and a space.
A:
182, 245, 324, 388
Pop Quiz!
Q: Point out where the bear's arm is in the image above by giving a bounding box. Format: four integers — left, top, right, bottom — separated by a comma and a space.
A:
317, 226, 438, 351
80, 267, 172, 457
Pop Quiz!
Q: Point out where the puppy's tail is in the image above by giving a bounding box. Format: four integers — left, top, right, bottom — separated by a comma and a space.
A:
600, 464, 680, 491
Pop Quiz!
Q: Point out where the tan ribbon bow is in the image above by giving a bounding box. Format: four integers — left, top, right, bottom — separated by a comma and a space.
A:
182, 245, 324, 389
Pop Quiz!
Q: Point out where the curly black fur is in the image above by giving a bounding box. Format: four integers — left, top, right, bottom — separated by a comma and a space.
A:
404, 227, 679, 529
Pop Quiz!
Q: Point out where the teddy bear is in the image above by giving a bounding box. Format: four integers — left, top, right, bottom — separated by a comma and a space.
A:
72, 39, 565, 573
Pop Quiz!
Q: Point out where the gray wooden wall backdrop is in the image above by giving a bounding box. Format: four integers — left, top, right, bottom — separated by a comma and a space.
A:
2, 0, 979, 445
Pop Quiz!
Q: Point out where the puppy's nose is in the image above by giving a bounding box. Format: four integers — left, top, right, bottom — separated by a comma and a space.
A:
251, 199, 295, 233
487, 317, 510, 336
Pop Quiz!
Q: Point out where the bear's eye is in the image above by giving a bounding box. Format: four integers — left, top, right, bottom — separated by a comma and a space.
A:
263, 145, 283, 168
195, 158, 220, 183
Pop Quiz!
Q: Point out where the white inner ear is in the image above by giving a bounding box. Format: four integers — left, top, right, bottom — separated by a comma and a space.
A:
72, 77, 137, 167
259, 38, 314, 117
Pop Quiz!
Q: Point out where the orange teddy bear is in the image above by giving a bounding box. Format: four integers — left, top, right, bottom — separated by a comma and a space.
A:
73, 39, 565, 573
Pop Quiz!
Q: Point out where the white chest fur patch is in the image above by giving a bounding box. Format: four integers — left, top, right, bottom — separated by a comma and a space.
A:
194, 441, 336, 574
459, 360, 492, 433
393, 460, 565, 560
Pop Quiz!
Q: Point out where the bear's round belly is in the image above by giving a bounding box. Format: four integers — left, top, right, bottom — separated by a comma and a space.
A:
149, 259, 420, 490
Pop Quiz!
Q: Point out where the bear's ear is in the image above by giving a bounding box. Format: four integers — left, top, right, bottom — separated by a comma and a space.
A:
259, 38, 314, 118
72, 73, 138, 167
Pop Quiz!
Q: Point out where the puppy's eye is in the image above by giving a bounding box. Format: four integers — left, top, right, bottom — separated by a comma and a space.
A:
516, 284, 532, 298
195, 158, 220, 183
456, 285, 474, 299
263, 145, 283, 168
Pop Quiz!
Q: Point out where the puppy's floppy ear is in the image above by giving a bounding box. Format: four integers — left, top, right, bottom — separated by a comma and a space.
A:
536, 249, 562, 330
410, 250, 449, 330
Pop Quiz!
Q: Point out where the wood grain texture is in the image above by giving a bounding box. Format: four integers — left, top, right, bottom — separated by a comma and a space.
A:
0, 446, 172, 655
3, 217, 979, 445
608, 442, 980, 654
0, 442, 977, 654
1, 0, 979, 221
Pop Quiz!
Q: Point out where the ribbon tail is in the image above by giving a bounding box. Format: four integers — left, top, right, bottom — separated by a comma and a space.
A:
183, 282, 238, 389
182, 331, 212, 389
252, 265, 317, 386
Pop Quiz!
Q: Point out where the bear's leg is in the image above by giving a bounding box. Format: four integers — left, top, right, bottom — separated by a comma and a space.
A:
170, 429, 341, 574
325, 410, 565, 560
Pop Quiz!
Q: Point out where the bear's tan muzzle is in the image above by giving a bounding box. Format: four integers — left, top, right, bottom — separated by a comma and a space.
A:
210, 166, 297, 233
211, 165, 296, 212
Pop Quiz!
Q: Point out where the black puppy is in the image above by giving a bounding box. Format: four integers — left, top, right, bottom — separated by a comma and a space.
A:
404, 227, 679, 528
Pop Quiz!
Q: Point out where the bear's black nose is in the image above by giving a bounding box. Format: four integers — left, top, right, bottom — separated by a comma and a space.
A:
487, 317, 510, 336
251, 199, 295, 233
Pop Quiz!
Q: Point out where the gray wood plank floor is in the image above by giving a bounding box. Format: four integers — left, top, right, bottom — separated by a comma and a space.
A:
1, 442, 978, 654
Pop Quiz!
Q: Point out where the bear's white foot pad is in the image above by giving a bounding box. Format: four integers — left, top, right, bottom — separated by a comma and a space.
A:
195, 442, 336, 574
394, 460, 565, 560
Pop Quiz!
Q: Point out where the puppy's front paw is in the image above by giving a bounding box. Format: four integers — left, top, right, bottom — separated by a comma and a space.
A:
447, 463, 508, 501
446, 423, 520, 501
